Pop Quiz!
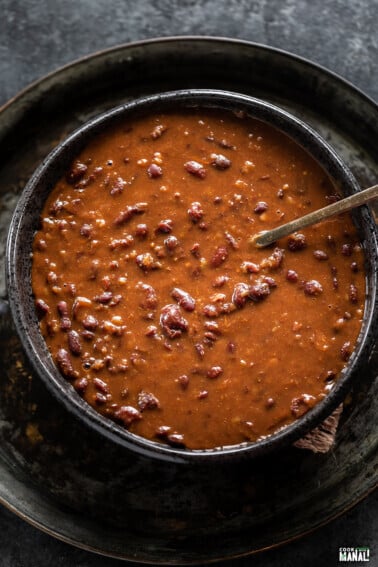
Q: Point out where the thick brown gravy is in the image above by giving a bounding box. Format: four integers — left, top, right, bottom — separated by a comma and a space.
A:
32, 109, 365, 449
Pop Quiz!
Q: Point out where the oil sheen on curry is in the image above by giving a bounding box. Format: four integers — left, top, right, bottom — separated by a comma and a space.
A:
32, 109, 365, 450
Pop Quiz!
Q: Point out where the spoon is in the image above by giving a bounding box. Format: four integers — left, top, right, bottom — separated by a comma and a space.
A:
250, 184, 378, 248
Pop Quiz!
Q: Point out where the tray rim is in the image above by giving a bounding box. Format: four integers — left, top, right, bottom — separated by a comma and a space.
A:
0, 34, 377, 563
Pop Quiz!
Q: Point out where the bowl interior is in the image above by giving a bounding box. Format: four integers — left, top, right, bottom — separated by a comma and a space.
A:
6, 89, 378, 463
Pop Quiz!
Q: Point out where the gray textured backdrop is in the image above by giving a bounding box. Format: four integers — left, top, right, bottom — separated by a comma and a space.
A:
0, 1, 377, 566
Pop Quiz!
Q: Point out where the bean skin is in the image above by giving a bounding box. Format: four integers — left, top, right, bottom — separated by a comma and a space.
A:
287, 233, 307, 251
304, 280, 323, 296
137, 282, 158, 310
171, 288, 196, 312
188, 202, 204, 222
114, 202, 148, 225
349, 284, 358, 304
184, 160, 207, 178
35, 298, 50, 318
66, 160, 87, 184
160, 304, 189, 339
147, 163, 163, 178
114, 405, 143, 426
313, 250, 329, 261
254, 201, 268, 214
210, 246, 228, 268
137, 391, 160, 411
210, 153, 231, 169
207, 366, 223, 379
57, 301, 71, 330
67, 330, 82, 356
56, 348, 76, 378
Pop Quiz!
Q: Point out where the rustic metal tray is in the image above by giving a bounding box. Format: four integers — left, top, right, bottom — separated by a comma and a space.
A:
0, 37, 376, 564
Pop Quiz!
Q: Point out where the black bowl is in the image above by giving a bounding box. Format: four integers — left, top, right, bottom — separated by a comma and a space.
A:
6, 89, 378, 464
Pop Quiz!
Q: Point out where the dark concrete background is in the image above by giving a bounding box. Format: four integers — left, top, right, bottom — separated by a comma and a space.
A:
0, 0, 377, 565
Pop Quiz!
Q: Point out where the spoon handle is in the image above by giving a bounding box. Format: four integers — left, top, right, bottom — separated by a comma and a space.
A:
251, 184, 378, 248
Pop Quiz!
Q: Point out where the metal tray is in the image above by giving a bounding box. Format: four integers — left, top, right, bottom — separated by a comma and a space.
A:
0, 37, 376, 564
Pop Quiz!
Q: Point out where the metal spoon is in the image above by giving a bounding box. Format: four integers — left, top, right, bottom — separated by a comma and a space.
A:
250, 184, 378, 248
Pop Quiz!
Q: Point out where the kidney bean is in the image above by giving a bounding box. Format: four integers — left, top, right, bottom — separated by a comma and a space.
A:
232, 283, 250, 308
73, 377, 88, 394
202, 304, 220, 318
35, 298, 50, 319
80, 330, 95, 341
94, 291, 113, 304
164, 235, 179, 251
160, 304, 189, 339
210, 153, 231, 169
136, 253, 162, 271
210, 245, 228, 268
204, 331, 218, 342
313, 250, 329, 261
135, 223, 149, 238
145, 325, 158, 337
212, 275, 229, 288
82, 314, 99, 330
350, 262, 359, 273
155, 425, 172, 439
150, 124, 167, 139
114, 405, 143, 426
147, 163, 163, 178
277, 188, 284, 199
227, 341, 237, 353
177, 374, 189, 390
204, 321, 221, 334
340, 341, 352, 361
72, 297, 92, 319
260, 247, 284, 270
240, 261, 260, 274
93, 377, 110, 395
254, 201, 268, 214
195, 343, 205, 359
263, 276, 277, 288
95, 393, 108, 405
137, 391, 160, 411
156, 219, 173, 233
66, 160, 88, 184
219, 139, 235, 150
224, 231, 239, 249
184, 160, 207, 178
57, 301, 71, 330
220, 302, 237, 314
249, 282, 271, 301
287, 233, 307, 251
290, 395, 311, 417
109, 236, 134, 250
67, 330, 82, 356
207, 366, 223, 379
286, 269, 298, 283
80, 223, 93, 238
190, 242, 201, 258
137, 282, 158, 310
56, 348, 76, 378
171, 287, 196, 311
103, 321, 126, 336
109, 176, 127, 196
114, 202, 148, 225
198, 391, 209, 400
166, 433, 186, 447
341, 243, 353, 256
88, 259, 100, 281
188, 202, 204, 222
304, 280, 323, 296
349, 284, 358, 303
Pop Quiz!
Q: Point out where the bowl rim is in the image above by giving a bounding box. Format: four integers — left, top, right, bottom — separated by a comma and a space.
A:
6, 88, 378, 463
